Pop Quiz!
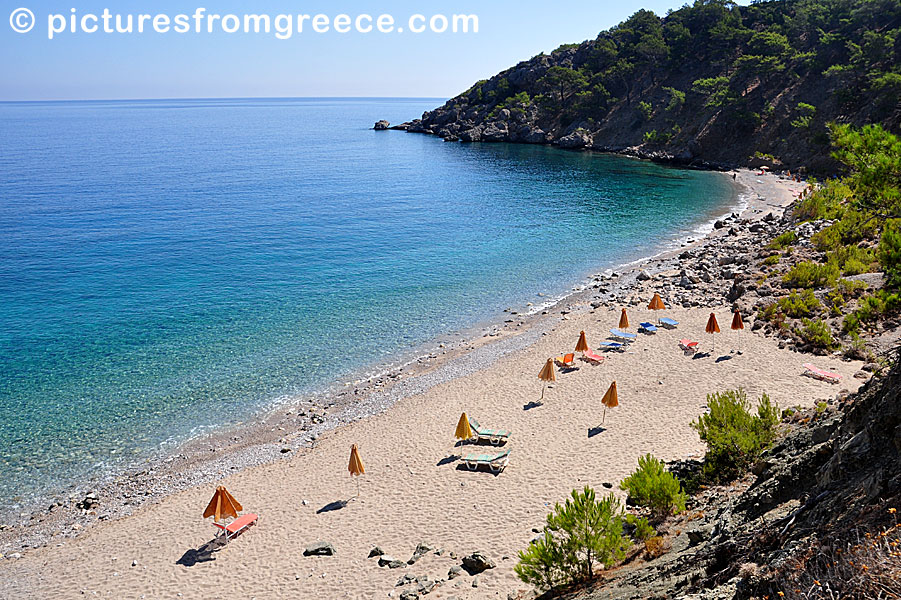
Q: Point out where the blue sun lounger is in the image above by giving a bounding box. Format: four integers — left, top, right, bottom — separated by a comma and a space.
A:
659, 317, 679, 329
610, 328, 637, 342
639, 322, 658, 333
599, 341, 625, 352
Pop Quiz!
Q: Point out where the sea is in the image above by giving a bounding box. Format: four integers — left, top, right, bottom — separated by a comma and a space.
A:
0, 97, 741, 512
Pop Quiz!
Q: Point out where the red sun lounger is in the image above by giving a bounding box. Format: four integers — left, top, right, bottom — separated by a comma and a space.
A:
581, 351, 605, 364
802, 363, 842, 384
679, 339, 699, 353
213, 513, 258, 542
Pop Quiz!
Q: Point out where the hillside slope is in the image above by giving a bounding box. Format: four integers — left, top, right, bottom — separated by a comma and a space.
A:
403, 0, 901, 173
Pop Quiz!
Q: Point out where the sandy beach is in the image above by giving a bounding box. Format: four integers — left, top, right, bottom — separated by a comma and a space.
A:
0, 169, 868, 599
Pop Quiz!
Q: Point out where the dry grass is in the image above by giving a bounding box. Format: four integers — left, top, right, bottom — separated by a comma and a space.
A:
766, 510, 901, 600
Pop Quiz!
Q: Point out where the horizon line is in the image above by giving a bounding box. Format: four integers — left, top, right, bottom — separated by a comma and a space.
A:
0, 95, 449, 104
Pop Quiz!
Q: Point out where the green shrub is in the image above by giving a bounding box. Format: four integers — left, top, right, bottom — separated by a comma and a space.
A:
843, 290, 901, 333
767, 231, 797, 250
879, 219, 901, 289
761, 289, 821, 321
763, 255, 780, 266
515, 486, 629, 590
620, 454, 687, 518
790, 102, 816, 129
663, 87, 685, 112
691, 389, 780, 483
794, 180, 849, 222
796, 318, 836, 349
783, 261, 839, 288
626, 514, 656, 541
827, 244, 877, 276
637, 101, 653, 121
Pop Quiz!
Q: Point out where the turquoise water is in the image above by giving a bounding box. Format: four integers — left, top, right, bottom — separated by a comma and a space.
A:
0, 98, 738, 509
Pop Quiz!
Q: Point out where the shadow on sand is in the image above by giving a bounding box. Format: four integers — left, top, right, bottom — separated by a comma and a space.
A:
316, 500, 348, 514
176, 537, 227, 567
588, 426, 607, 438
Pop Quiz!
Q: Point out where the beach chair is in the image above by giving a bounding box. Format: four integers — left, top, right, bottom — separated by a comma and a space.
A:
659, 317, 679, 329
598, 341, 625, 352
555, 353, 576, 368
469, 417, 510, 445
609, 329, 637, 343
639, 322, 658, 334
679, 339, 699, 354
213, 513, 258, 542
462, 449, 510, 473
802, 363, 842, 384
581, 350, 605, 364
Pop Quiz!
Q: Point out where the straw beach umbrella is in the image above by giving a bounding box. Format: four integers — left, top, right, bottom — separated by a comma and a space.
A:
538, 358, 556, 402
648, 293, 666, 323
455, 412, 473, 453
348, 444, 365, 498
203, 486, 242, 523
619, 308, 630, 329
575, 330, 590, 354
706, 312, 721, 352
601, 381, 618, 424
731, 310, 744, 354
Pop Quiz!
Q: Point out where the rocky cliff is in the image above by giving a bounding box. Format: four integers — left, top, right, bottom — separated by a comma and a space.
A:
399, 0, 901, 173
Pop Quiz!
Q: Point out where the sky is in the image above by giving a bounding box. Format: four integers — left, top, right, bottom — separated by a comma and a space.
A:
0, 1, 751, 101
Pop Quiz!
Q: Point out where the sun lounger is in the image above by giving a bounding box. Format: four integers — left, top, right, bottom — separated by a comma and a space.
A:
639, 322, 658, 334
213, 512, 258, 542
555, 353, 576, 368
659, 317, 679, 329
610, 329, 637, 342
468, 417, 511, 445
462, 449, 510, 473
802, 363, 842, 384
581, 350, 605, 364
679, 339, 699, 353
599, 341, 625, 352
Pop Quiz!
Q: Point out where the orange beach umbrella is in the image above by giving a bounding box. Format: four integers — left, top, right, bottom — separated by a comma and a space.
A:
538, 358, 556, 402
706, 312, 721, 352
455, 412, 473, 444
601, 381, 618, 424
619, 308, 630, 329
575, 331, 589, 353
731, 310, 744, 354
348, 444, 365, 497
648, 293, 666, 311
203, 486, 242, 523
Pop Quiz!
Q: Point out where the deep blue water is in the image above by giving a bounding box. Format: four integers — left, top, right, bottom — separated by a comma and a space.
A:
0, 98, 738, 508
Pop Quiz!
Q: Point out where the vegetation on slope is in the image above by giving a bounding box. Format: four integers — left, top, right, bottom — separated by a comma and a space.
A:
415, 0, 901, 171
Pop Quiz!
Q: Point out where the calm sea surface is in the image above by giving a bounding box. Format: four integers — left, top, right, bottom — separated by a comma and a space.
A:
0, 98, 739, 509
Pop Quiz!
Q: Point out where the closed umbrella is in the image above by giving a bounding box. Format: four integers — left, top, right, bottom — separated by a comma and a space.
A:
706, 312, 721, 352
648, 293, 666, 323
348, 444, 365, 498
601, 381, 618, 424
619, 308, 630, 329
731, 310, 744, 354
455, 412, 473, 451
203, 486, 242, 523
575, 330, 589, 354
538, 358, 556, 402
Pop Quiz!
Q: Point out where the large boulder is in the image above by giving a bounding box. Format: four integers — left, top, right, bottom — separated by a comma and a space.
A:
303, 541, 335, 556
461, 551, 496, 574
557, 129, 592, 149
373, 120, 390, 130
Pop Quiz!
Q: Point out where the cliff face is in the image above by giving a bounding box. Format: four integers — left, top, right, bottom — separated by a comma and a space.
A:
404, 0, 901, 173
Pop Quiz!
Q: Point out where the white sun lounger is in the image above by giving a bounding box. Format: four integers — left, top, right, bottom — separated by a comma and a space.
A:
468, 417, 511, 445
462, 449, 510, 473
610, 328, 637, 342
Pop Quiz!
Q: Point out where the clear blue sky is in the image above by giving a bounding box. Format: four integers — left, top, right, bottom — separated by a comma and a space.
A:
0, 1, 749, 101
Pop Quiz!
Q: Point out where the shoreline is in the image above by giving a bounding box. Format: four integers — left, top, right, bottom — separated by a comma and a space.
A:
0, 161, 745, 538
0, 168, 752, 557
1, 167, 847, 599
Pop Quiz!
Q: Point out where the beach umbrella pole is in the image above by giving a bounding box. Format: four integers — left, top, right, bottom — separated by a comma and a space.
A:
602, 406, 607, 425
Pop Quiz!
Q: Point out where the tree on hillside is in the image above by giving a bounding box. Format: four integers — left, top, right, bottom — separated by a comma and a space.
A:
539, 67, 589, 108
